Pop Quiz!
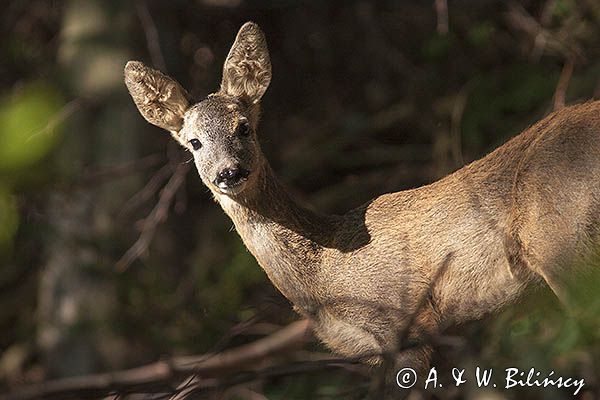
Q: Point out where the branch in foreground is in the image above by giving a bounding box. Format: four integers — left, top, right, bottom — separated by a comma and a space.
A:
170, 355, 371, 400
4, 320, 311, 400
116, 162, 190, 271
553, 57, 574, 111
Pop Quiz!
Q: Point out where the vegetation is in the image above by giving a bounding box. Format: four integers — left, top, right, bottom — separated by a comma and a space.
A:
1, 0, 599, 398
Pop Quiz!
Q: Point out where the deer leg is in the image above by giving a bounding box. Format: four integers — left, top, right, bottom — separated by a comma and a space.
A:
311, 309, 384, 364
368, 344, 432, 400
514, 234, 573, 308
506, 212, 574, 308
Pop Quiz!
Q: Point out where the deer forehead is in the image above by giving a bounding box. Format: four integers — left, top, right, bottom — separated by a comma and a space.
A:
183, 96, 244, 139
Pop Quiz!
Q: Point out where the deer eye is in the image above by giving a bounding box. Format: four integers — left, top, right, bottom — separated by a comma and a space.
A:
189, 138, 202, 150
237, 121, 250, 137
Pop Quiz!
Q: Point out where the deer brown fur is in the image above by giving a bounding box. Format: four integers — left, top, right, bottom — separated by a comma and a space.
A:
124, 22, 600, 371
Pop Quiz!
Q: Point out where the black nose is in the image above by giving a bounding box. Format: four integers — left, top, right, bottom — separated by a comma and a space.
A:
215, 166, 250, 187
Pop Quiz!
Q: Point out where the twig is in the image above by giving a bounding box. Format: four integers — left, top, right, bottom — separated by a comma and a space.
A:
369, 253, 454, 398
69, 154, 164, 189
116, 162, 190, 271
539, 0, 556, 26
434, 0, 449, 35
4, 320, 312, 400
203, 315, 265, 355
119, 162, 173, 216
398, 253, 453, 351
4, 320, 463, 400
171, 356, 369, 400
25, 98, 84, 143
532, 0, 556, 61
553, 57, 574, 111
135, 0, 167, 72
505, 2, 580, 60
451, 85, 469, 167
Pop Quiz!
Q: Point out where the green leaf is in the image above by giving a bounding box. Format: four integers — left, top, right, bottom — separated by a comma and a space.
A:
0, 83, 65, 170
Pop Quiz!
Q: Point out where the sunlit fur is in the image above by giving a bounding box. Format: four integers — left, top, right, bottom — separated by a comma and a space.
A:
125, 22, 600, 372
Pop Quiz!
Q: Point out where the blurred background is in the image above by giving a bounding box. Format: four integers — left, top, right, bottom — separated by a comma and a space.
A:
1, 0, 599, 399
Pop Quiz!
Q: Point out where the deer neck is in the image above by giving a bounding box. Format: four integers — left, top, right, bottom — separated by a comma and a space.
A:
213, 160, 337, 308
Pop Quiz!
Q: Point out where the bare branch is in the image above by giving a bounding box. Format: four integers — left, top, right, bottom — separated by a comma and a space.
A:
135, 0, 168, 72
368, 253, 453, 398
553, 57, 575, 111
116, 162, 190, 271
434, 0, 449, 35
532, 0, 557, 60
4, 320, 312, 400
26, 98, 84, 143
505, 2, 581, 60
70, 154, 164, 189
451, 85, 469, 167
119, 162, 173, 216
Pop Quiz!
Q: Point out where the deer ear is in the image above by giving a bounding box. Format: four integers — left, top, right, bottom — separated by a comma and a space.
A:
220, 22, 272, 104
124, 61, 190, 134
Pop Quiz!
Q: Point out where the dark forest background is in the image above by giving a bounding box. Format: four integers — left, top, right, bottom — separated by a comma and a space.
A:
1, 0, 599, 399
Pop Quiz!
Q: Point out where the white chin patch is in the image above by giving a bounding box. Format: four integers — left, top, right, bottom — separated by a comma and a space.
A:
217, 182, 246, 196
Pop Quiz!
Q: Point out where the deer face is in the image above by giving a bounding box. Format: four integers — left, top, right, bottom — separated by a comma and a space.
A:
180, 95, 261, 195
124, 22, 271, 197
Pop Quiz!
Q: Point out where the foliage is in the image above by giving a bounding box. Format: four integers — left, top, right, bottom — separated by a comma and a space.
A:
1, 0, 599, 399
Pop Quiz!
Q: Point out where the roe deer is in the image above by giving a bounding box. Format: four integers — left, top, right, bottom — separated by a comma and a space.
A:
124, 22, 600, 371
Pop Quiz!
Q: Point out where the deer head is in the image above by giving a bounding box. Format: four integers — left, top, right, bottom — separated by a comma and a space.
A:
124, 22, 272, 197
